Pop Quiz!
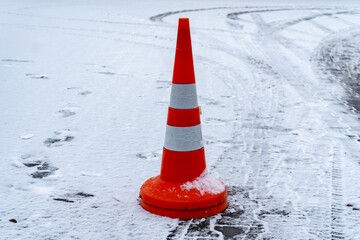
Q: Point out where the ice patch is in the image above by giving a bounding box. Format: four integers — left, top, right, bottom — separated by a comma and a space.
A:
180, 169, 225, 195
20, 134, 33, 140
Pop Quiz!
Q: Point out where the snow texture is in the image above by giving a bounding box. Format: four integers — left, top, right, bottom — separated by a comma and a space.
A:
180, 169, 225, 195
1, 0, 360, 239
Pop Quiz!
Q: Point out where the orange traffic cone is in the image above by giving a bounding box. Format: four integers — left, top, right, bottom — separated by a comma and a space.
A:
139, 18, 228, 219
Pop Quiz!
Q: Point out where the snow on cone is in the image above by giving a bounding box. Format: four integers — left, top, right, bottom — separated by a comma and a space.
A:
139, 18, 228, 219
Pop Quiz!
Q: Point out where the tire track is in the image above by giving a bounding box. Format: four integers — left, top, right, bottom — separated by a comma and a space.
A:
228, 8, 360, 239
268, 11, 358, 34
227, 7, 335, 20
313, 30, 360, 114
149, 7, 236, 22
0, 10, 157, 28
149, 6, 336, 23
330, 144, 345, 240
313, 30, 360, 239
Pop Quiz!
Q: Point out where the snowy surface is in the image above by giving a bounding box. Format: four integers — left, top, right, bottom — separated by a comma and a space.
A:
1, 0, 360, 239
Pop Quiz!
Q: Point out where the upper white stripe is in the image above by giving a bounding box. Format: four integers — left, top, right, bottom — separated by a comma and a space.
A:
169, 83, 198, 109
164, 124, 203, 152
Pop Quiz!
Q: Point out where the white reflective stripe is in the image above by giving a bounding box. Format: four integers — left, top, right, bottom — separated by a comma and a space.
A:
164, 124, 203, 152
169, 83, 198, 109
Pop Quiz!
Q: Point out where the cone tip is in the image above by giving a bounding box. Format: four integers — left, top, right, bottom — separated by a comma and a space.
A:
178, 18, 189, 25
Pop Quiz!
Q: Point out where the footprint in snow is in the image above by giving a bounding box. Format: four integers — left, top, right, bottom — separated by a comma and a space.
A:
98, 71, 116, 75
25, 73, 48, 79
44, 130, 75, 147
58, 109, 76, 118
20, 155, 59, 179
53, 192, 95, 203
30, 162, 59, 179
78, 90, 92, 96
66, 87, 92, 96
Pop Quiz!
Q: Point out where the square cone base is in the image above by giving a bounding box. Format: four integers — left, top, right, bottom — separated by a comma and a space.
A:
139, 175, 228, 219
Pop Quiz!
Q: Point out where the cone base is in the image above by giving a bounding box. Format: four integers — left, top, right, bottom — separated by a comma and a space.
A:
139, 175, 228, 219
140, 198, 228, 219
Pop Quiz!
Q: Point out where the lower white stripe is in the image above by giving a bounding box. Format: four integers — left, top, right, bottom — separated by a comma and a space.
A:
164, 124, 203, 152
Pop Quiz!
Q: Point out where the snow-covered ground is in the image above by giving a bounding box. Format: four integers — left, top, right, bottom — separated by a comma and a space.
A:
1, 0, 360, 239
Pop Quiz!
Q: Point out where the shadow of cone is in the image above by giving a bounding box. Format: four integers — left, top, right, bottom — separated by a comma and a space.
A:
139, 18, 228, 219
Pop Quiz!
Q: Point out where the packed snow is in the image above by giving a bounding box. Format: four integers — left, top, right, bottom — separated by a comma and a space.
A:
1, 0, 360, 239
180, 169, 225, 195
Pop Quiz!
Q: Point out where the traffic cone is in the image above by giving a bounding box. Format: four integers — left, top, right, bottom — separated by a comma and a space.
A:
139, 18, 228, 219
